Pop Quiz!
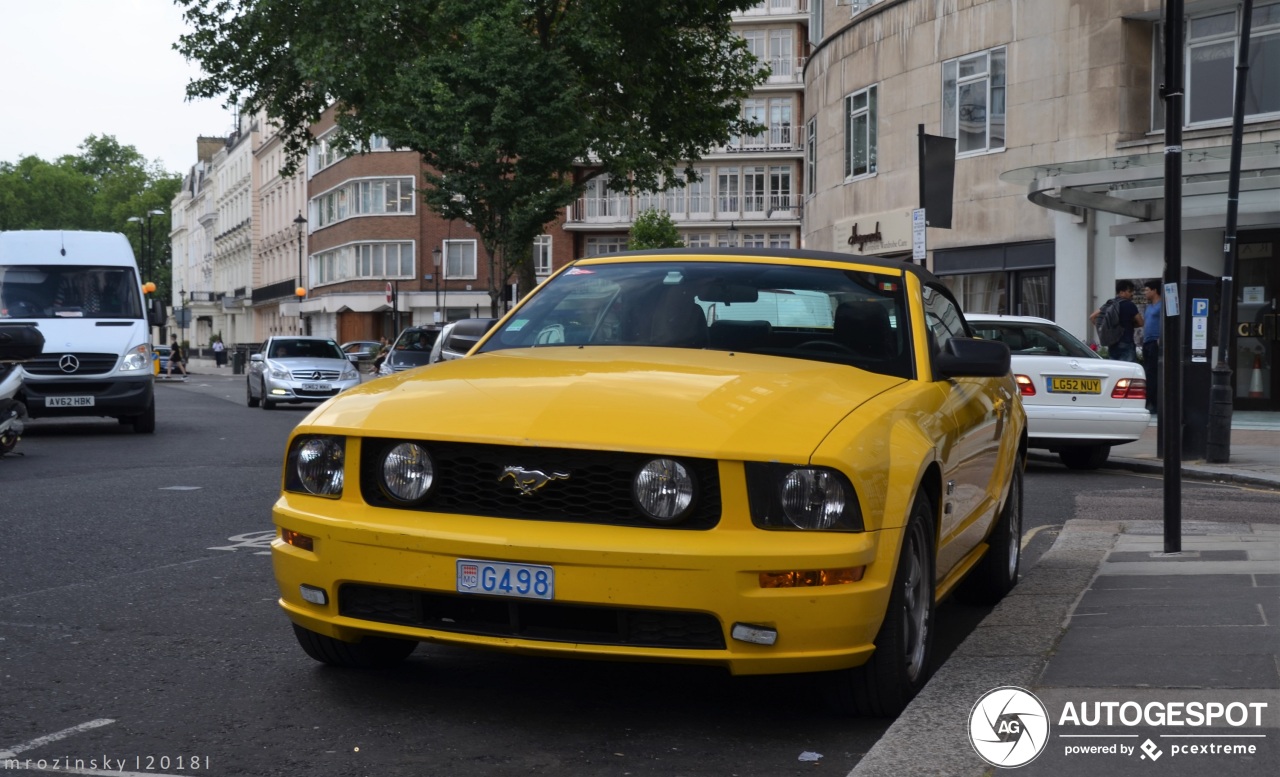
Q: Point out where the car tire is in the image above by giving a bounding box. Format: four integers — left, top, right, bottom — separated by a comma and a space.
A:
262, 395, 276, 410
824, 492, 937, 717
246, 379, 259, 408
132, 400, 156, 434
291, 623, 417, 669
955, 460, 1022, 605
1059, 444, 1108, 470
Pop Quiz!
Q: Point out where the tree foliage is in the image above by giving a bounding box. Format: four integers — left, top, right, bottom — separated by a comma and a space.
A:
628, 209, 683, 250
176, 0, 765, 313
0, 135, 182, 298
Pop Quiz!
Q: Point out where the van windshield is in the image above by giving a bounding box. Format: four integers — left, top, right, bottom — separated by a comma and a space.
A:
0, 265, 143, 320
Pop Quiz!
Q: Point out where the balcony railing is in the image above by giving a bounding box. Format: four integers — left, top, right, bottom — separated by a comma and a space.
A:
755, 57, 807, 85
569, 194, 802, 225
738, 0, 809, 17
721, 123, 800, 154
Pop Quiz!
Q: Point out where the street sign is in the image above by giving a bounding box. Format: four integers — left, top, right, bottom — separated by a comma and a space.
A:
1191, 297, 1208, 362
386, 282, 393, 304
911, 208, 926, 263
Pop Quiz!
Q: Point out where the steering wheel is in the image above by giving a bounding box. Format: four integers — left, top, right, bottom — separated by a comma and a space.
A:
797, 340, 856, 355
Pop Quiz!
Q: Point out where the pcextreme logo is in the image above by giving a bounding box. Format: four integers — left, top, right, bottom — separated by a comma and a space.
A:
968, 686, 1051, 768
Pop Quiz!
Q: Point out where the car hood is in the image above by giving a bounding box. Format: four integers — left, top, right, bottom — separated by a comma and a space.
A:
303, 347, 906, 461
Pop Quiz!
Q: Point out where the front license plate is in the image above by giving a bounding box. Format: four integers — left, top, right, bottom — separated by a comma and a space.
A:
300, 382, 331, 392
457, 559, 554, 600
1047, 377, 1101, 394
45, 396, 94, 407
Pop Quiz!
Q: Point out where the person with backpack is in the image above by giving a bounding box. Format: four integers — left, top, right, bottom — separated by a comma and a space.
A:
166, 336, 189, 381
1141, 280, 1163, 413
1089, 279, 1142, 362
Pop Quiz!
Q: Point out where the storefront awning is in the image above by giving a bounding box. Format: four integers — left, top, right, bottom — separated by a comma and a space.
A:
1001, 141, 1280, 236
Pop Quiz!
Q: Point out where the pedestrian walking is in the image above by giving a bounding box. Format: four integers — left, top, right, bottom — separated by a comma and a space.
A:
212, 338, 226, 368
1142, 280, 1162, 413
1090, 279, 1143, 362
166, 337, 189, 381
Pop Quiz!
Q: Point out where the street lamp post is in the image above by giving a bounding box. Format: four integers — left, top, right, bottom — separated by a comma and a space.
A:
179, 288, 188, 348
127, 209, 166, 284
432, 247, 443, 324
293, 212, 308, 334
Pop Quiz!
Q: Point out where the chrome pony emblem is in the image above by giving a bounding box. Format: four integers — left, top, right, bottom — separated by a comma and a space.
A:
499, 466, 570, 495
58, 354, 80, 373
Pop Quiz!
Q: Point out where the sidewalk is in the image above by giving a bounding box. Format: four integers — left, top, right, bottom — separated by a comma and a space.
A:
854, 417, 1279, 777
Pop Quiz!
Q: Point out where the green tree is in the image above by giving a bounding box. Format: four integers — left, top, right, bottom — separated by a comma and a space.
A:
628, 209, 683, 250
176, 0, 765, 314
0, 135, 181, 299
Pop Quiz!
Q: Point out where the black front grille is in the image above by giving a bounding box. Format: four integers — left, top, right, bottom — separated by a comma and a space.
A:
360, 441, 722, 529
26, 353, 118, 376
340, 583, 726, 649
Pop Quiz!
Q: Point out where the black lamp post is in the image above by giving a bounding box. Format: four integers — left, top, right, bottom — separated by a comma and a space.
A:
432, 246, 443, 324
126, 209, 165, 283
293, 212, 308, 333
179, 288, 188, 347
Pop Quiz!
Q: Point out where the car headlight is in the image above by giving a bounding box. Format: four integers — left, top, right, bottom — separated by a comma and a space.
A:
121, 344, 150, 372
633, 458, 696, 524
269, 367, 291, 380
341, 365, 358, 381
379, 442, 434, 504
286, 436, 345, 497
745, 463, 863, 531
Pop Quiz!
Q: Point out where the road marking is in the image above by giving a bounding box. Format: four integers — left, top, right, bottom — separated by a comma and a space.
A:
208, 530, 275, 555
159, 486, 202, 491
0, 719, 114, 759
1021, 523, 1062, 550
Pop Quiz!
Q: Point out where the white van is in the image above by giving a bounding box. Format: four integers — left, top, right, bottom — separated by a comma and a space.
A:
0, 230, 159, 432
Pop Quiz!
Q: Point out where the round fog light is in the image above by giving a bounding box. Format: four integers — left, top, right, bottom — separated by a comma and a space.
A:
633, 458, 695, 524
381, 443, 434, 503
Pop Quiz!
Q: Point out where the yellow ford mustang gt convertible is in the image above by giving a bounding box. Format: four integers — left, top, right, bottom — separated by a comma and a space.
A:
272, 248, 1025, 716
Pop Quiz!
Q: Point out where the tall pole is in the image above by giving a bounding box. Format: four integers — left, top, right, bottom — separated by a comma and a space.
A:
432, 247, 443, 324
1162, 0, 1185, 554
1207, 0, 1254, 463
294, 212, 308, 335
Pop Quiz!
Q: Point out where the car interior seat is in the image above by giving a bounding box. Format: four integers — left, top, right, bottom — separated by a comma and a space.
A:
649, 293, 708, 348
834, 301, 896, 360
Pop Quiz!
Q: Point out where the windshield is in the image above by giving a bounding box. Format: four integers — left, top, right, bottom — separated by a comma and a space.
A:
268, 338, 345, 360
0, 265, 143, 319
389, 328, 440, 367
478, 261, 913, 378
969, 321, 1099, 359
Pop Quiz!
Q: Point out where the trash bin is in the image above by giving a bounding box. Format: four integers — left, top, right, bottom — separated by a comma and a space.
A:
232, 349, 247, 375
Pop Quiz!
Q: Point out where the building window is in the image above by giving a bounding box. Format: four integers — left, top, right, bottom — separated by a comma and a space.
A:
769, 29, 794, 80
845, 85, 878, 178
1154, 3, 1280, 129
309, 131, 393, 174
769, 165, 793, 214
685, 233, 713, 248
314, 177, 415, 228
806, 117, 817, 196
444, 239, 478, 279
310, 241, 415, 286
768, 233, 793, 248
744, 166, 767, 214
534, 235, 553, 276
769, 98, 793, 147
718, 167, 740, 216
942, 48, 1007, 155
687, 168, 712, 216
811, 0, 824, 42
740, 98, 767, 148
585, 236, 628, 256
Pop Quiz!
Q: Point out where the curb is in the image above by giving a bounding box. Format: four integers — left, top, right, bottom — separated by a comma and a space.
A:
849, 519, 1119, 777
1027, 450, 1280, 491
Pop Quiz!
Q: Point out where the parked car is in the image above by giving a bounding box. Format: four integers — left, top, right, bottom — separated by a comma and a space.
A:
272, 248, 1024, 716
377, 326, 441, 376
246, 336, 360, 409
340, 340, 382, 371
967, 314, 1148, 469
428, 318, 498, 364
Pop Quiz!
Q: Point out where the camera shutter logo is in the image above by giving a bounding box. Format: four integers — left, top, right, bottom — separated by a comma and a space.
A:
968, 686, 1051, 768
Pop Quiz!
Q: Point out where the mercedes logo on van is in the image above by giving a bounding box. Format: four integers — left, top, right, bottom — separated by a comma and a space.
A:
58, 354, 80, 373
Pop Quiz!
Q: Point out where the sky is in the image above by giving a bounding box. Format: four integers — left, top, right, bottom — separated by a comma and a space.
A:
0, 0, 235, 175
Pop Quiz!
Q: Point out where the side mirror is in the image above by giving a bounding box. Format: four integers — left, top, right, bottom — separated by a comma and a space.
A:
935, 337, 1010, 379
149, 299, 165, 327
347, 353, 360, 363
250, 353, 264, 363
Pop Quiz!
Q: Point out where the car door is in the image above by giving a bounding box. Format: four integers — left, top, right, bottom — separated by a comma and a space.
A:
922, 286, 1007, 578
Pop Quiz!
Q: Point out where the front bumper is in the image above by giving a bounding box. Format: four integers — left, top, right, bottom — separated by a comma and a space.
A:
272, 488, 903, 676
21, 374, 153, 419
264, 376, 360, 402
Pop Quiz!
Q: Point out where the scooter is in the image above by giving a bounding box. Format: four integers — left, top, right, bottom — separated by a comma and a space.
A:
0, 324, 45, 458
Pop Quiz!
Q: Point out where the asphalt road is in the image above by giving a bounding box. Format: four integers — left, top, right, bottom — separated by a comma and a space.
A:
1, 372, 1272, 776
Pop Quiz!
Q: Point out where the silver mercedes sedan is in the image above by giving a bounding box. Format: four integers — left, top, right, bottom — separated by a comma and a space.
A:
246, 336, 360, 409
